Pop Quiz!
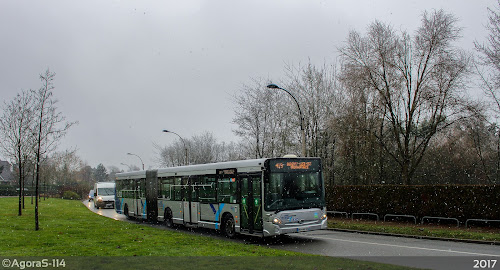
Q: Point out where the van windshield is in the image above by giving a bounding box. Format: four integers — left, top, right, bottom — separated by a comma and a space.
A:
98, 188, 114, 196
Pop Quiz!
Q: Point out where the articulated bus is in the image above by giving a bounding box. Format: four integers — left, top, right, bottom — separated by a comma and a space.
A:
114, 157, 327, 237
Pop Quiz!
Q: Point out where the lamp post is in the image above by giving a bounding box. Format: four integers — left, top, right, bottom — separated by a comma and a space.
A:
267, 83, 306, 157
162, 130, 188, 165
127, 152, 144, 170
120, 163, 132, 171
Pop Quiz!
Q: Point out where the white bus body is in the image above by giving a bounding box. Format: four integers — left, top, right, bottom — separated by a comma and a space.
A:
115, 158, 327, 237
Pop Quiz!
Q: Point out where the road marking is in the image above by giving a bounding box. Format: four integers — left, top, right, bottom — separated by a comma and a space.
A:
302, 234, 500, 257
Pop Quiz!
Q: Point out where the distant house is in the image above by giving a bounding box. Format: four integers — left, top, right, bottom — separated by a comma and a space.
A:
0, 160, 13, 184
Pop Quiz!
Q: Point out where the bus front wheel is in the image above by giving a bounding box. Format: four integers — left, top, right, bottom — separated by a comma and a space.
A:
222, 214, 236, 238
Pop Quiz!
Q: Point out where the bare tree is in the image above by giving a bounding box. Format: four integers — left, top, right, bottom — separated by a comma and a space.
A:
47, 149, 81, 187
333, 74, 388, 184
219, 141, 246, 161
339, 10, 471, 184
107, 165, 122, 181
475, 1, 500, 182
284, 61, 339, 157
475, 1, 500, 92
32, 69, 76, 230
189, 132, 222, 164
122, 164, 140, 172
155, 131, 241, 166
76, 165, 95, 187
0, 90, 35, 215
155, 140, 188, 167
233, 77, 298, 158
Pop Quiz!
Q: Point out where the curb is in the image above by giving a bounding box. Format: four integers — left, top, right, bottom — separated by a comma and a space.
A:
327, 228, 500, 246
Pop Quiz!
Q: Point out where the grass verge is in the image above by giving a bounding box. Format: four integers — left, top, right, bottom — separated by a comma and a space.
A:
328, 217, 500, 242
0, 198, 416, 269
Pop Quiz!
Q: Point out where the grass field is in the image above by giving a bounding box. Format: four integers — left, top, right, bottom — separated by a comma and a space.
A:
0, 197, 415, 269
328, 217, 500, 242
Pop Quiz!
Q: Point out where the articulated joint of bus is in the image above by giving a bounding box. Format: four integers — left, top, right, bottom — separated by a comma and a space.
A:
262, 207, 327, 237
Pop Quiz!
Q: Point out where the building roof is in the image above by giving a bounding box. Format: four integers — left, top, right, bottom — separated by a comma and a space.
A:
0, 160, 13, 183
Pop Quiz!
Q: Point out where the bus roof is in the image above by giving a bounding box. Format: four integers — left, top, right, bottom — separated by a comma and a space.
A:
116, 158, 267, 179
157, 158, 268, 177
115, 157, 320, 180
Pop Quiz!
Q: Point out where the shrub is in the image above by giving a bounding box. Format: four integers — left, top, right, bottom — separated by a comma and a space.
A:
62, 190, 81, 200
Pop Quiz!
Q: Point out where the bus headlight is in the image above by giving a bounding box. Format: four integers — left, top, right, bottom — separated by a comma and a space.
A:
98, 196, 103, 201
272, 217, 282, 224
321, 214, 327, 220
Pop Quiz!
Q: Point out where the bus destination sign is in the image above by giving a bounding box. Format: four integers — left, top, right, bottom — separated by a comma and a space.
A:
275, 162, 312, 170
217, 168, 237, 176
270, 159, 320, 172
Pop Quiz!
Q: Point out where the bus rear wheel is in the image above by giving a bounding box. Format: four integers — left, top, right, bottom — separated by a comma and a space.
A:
222, 214, 236, 238
164, 208, 174, 228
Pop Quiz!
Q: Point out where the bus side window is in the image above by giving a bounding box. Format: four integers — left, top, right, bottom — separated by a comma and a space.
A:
140, 179, 146, 198
127, 180, 134, 199
217, 177, 237, 203
116, 181, 122, 197
199, 176, 216, 203
252, 176, 261, 196
173, 177, 182, 201
160, 177, 173, 199
181, 177, 190, 201
190, 176, 200, 202
157, 177, 163, 198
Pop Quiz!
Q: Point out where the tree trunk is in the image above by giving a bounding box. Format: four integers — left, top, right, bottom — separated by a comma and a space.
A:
401, 161, 410, 185
18, 162, 22, 216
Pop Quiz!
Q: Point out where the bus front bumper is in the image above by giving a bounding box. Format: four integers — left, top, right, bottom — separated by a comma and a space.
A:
263, 219, 327, 237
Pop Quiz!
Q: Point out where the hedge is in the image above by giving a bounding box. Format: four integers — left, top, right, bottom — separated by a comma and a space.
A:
326, 185, 500, 222
0, 184, 61, 197
0, 186, 35, 196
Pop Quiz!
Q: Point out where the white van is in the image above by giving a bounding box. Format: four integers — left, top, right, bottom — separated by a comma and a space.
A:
93, 182, 116, 209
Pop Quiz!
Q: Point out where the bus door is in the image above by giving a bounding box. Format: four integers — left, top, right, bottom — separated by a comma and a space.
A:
171, 177, 183, 223
198, 176, 217, 222
240, 174, 263, 233
130, 179, 139, 217
137, 179, 146, 219
190, 176, 200, 224
182, 177, 190, 223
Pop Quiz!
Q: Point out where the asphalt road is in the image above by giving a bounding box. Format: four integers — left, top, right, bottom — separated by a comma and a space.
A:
84, 200, 500, 270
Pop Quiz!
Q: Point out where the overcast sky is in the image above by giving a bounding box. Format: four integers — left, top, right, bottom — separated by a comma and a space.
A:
0, 0, 493, 170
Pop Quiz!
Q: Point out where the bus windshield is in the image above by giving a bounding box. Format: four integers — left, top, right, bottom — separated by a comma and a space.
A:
264, 159, 325, 212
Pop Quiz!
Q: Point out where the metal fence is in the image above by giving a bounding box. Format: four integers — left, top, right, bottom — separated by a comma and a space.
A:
328, 210, 500, 228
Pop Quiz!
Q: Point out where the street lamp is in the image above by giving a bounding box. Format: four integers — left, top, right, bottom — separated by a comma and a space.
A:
120, 163, 132, 171
127, 152, 144, 170
162, 130, 188, 165
267, 83, 306, 157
